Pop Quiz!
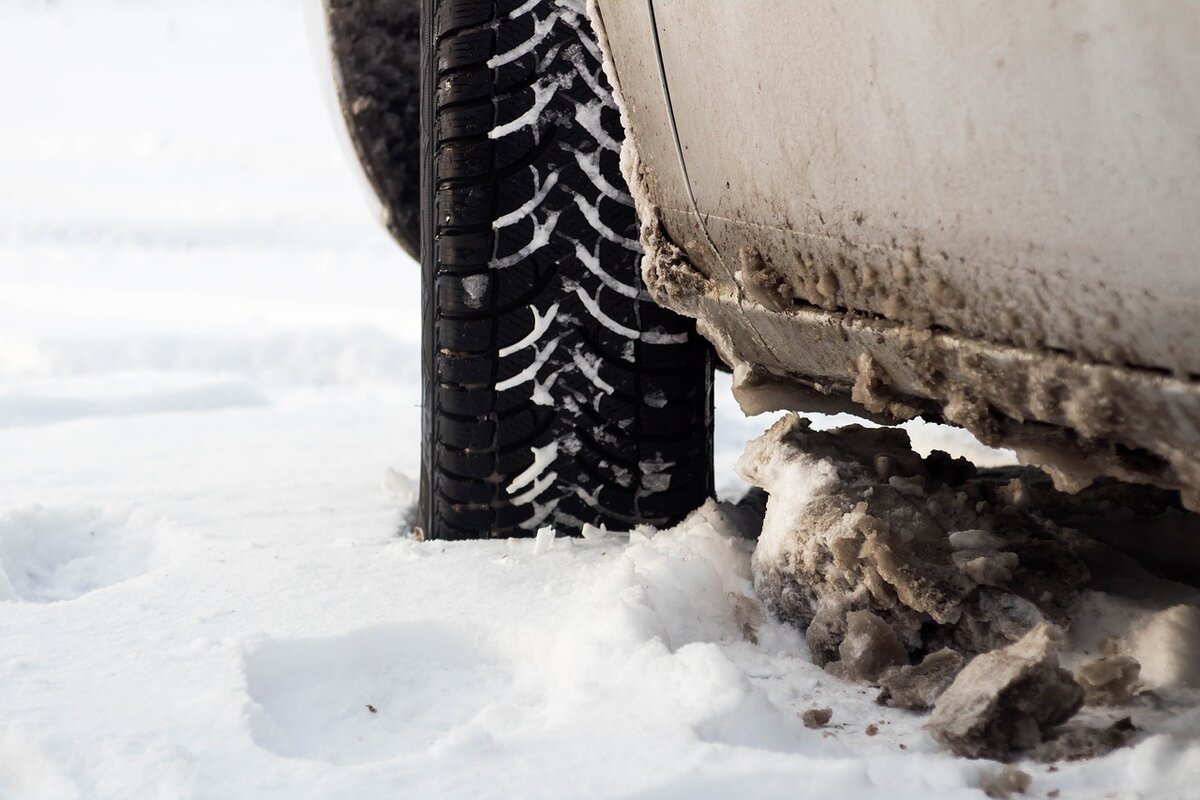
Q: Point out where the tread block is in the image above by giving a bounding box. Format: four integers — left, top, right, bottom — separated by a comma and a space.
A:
436, 0, 493, 37
440, 415, 498, 450
439, 473, 499, 504
436, 230, 493, 269
436, 103, 495, 141
436, 443, 495, 479
438, 352, 493, 385
437, 316, 495, 353
440, 386, 494, 417
436, 141, 493, 180
437, 28, 494, 73
437, 69, 492, 107
436, 185, 493, 229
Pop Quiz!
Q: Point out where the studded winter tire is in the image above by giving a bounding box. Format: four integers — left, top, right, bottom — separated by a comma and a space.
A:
415, 0, 714, 539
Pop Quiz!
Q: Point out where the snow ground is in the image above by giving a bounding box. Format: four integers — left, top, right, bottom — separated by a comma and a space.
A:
1, 1, 1193, 798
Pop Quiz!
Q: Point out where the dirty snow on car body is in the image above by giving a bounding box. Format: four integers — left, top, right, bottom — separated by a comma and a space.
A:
2, 1, 1196, 798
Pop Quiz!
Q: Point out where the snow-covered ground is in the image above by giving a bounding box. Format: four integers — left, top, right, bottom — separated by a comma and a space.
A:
2, 1, 1192, 798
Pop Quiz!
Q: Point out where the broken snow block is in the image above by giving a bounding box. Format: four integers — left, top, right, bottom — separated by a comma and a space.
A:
741, 414, 1090, 674
1076, 654, 1141, 706
928, 623, 1084, 760
877, 648, 967, 710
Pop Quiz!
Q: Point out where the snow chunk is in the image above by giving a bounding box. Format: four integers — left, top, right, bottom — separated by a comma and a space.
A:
461, 274, 489, 309
532, 525, 556, 556
639, 455, 674, 494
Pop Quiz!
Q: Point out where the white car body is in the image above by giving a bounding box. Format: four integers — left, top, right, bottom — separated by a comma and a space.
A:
591, 0, 1200, 506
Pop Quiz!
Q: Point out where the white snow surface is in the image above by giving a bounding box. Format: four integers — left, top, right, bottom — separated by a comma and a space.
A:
2, 1, 1195, 798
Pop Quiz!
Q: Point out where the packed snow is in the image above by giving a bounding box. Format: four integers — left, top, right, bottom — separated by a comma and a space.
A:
3, 1, 1198, 798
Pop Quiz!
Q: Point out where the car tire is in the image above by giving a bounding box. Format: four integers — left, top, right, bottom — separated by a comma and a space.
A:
418, 0, 714, 539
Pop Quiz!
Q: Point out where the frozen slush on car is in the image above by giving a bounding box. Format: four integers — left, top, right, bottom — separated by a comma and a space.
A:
325, 0, 1200, 539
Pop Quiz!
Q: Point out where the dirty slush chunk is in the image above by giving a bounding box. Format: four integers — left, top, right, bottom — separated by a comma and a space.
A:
1028, 717, 1138, 763
740, 414, 1091, 681
877, 648, 967, 710
928, 623, 1083, 760
979, 766, 1032, 800
801, 707, 833, 729
1075, 654, 1141, 707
